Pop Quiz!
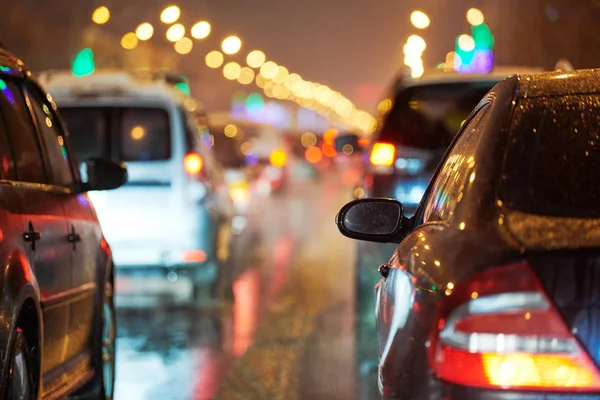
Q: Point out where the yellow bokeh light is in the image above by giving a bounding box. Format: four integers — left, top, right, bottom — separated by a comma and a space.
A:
205, 51, 224, 69
174, 37, 193, 55
467, 8, 485, 26
269, 149, 287, 168
255, 74, 267, 88
92, 6, 110, 25
246, 50, 266, 69
458, 34, 476, 52
135, 23, 154, 41
191, 21, 211, 39
315, 85, 333, 106
224, 124, 238, 138
260, 61, 279, 79
221, 36, 242, 55
377, 99, 393, 113
406, 35, 427, 54
237, 67, 255, 85
273, 84, 290, 99
223, 62, 242, 80
411, 64, 425, 78
264, 85, 275, 98
446, 51, 462, 69
121, 32, 139, 50
300, 132, 317, 148
240, 141, 253, 155
161, 5, 181, 24
131, 126, 145, 140
285, 73, 302, 90
166, 23, 185, 42
410, 11, 430, 29
273, 66, 289, 84
334, 98, 355, 118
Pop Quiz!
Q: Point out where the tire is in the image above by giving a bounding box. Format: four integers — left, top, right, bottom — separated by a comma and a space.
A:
72, 280, 116, 399
4, 328, 34, 400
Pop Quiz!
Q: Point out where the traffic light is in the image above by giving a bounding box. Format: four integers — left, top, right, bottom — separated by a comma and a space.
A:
454, 23, 494, 73
174, 82, 191, 97
71, 48, 95, 77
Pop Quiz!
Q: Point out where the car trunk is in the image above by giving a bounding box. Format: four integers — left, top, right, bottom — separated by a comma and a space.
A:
526, 249, 600, 367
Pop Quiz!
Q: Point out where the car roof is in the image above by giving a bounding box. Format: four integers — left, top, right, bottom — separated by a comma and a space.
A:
38, 69, 191, 106
516, 68, 600, 99
396, 66, 545, 89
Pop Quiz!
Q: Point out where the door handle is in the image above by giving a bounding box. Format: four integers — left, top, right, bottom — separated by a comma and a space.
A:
68, 226, 81, 250
23, 221, 41, 251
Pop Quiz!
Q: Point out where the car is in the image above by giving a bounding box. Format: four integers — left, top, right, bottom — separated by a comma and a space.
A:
0, 48, 126, 399
351, 67, 544, 390
38, 70, 235, 307
337, 70, 600, 400
337, 68, 600, 399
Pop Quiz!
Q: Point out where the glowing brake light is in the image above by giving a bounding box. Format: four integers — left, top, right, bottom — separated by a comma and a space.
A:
370, 143, 395, 166
184, 153, 203, 175
430, 262, 600, 391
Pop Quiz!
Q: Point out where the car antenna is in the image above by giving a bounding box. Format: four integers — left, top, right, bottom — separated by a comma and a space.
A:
554, 58, 574, 71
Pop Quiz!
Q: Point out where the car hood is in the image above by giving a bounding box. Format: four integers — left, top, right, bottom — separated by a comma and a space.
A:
502, 210, 600, 250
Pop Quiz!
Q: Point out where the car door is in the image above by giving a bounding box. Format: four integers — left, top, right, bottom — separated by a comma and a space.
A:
22, 80, 100, 370
0, 78, 73, 383
375, 100, 492, 373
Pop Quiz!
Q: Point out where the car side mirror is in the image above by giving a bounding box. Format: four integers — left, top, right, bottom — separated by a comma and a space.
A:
82, 159, 128, 191
335, 198, 406, 243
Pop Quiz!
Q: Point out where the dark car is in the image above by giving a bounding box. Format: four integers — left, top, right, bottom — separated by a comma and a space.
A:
0, 48, 126, 398
338, 69, 600, 399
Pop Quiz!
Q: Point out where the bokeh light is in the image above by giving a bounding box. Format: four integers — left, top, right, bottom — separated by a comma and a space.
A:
166, 24, 185, 42
237, 67, 255, 85
342, 144, 354, 155
221, 36, 242, 55
446, 51, 463, 69
321, 142, 337, 158
377, 99, 392, 113
92, 6, 110, 25
160, 6, 180, 24
224, 124, 238, 138
260, 61, 279, 79
273, 66, 289, 84
458, 34, 476, 52
410, 11, 430, 29
467, 8, 485, 26
305, 146, 323, 163
205, 51, 224, 68
240, 141, 253, 155
174, 37, 193, 55
285, 74, 302, 90
269, 149, 287, 168
135, 23, 154, 41
191, 21, 211, 39
121, 33, 139, 50
247, 50, 266, 68
255, 74, 267, 88
406, 35, 427, 53
223, 62, 242, 80
300, 132, 317, 148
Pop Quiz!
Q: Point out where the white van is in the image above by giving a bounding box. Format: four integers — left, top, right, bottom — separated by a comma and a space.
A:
39, 70, 234, 306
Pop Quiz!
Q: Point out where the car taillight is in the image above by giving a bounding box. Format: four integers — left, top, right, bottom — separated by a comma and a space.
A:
184, 153, 203, 176
370, 143, 395, 166
430, 262, 600, 391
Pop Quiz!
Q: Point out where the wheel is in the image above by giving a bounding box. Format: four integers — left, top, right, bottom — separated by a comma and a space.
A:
72, 280, 116, 399
4, 328, 34, 400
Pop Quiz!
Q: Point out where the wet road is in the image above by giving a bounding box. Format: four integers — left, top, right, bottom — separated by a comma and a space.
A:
113, 160, 381, 400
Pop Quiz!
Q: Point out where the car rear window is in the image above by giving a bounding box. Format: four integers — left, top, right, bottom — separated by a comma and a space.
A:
59, 106, 171, 162
378, 81, 496, 149
500, 94, 600, 218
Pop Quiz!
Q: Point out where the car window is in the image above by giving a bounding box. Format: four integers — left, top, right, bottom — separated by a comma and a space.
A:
120, 108, 171, 162
0, 78, 47, 184
24, 85, 74, 187
423, 103, 490, 223
0, 106, 16, 180
58, 107, 110, 161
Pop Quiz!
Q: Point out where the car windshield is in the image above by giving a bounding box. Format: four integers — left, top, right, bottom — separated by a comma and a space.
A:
378, 81, 496, 149
59, 106, 171, 162
501, 94, 600, 218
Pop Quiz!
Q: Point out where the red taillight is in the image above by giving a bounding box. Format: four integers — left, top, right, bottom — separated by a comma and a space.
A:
431, 262, 600, 391
184, 153, 203, 175
370, 142, 395, 166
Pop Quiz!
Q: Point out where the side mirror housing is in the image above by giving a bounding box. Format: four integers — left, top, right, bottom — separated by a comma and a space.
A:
82, 159, 128, 191
336, 198, 407, 243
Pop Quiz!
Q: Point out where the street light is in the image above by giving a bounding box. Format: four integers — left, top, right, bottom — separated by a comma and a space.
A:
205, 51, 224, 68
246, 50, 266, 68
174, 37, 193, 55
191, 21, 211, 39
410, 11, 430, 29
92, 6, 110, 25
221, 36, 242, 55
135, 23, 154, 41
467, 8, 484, 26
166, 24, 185, 42
160, 5, 180, 24
121, 32, 138, 50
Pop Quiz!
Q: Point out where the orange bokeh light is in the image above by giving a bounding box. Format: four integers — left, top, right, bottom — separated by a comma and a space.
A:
323, 128, 338, 144
321, 142, 337, 158
305, 146, 323, 163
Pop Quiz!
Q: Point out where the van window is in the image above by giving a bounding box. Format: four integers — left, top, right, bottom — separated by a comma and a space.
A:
120, 108, 170, 161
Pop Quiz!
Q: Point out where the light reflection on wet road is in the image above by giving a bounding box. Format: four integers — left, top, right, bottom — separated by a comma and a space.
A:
113, 160, 380, 400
